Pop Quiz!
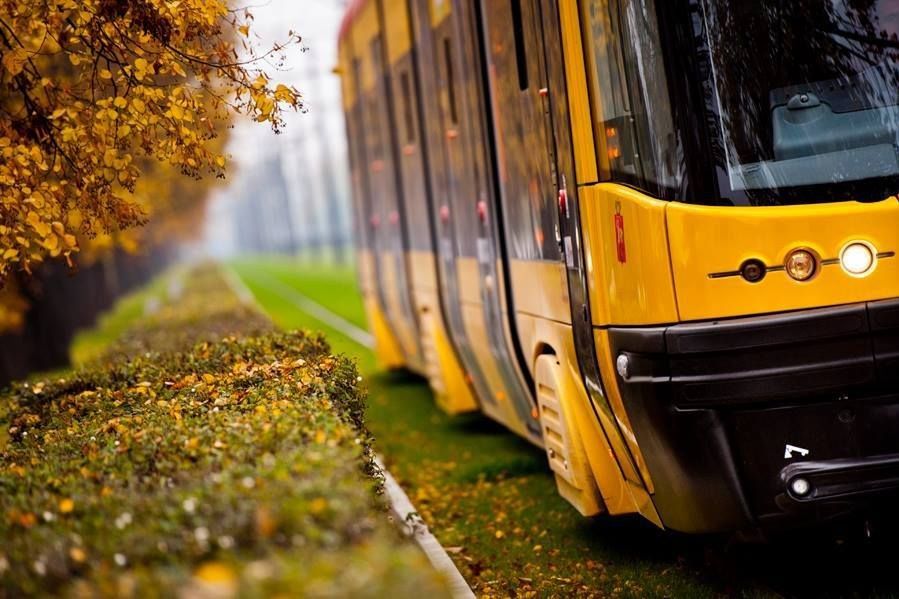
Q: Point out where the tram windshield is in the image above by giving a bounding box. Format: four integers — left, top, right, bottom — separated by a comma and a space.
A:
584, 0, 899, 205
702, 0, 899, 200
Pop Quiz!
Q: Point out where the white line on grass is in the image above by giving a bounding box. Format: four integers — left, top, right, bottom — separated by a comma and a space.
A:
222, 264, 475, 598
244, 268, 375, 349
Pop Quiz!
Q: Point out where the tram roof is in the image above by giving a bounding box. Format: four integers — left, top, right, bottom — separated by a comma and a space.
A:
338, 0, 369, 45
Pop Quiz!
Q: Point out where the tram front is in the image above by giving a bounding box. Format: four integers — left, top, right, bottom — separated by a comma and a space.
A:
581, 0, 899, 532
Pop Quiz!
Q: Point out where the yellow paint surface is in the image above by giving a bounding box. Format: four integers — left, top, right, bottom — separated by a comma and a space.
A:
668, 197, 899, 321
579, 183, 679, 326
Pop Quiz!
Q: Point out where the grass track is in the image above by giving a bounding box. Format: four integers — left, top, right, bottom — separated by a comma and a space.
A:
232, 256, 899, 598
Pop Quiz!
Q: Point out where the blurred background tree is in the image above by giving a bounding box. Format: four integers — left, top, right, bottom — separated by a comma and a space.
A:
0, 0, 302, 380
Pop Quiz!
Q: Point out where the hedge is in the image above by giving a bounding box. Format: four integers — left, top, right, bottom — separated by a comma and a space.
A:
0, 267, 447, 597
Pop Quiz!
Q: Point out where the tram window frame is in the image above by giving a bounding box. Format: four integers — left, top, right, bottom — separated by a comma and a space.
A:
510, 0, 529, 90
581, 0, 682, 199
399, 70, 416, 144
443, 37, 459, 124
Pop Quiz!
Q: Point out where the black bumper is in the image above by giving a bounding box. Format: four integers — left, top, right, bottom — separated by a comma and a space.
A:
608, 298, 899, 533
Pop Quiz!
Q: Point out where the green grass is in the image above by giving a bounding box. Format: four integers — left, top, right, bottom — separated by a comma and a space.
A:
233, 255, 899, 598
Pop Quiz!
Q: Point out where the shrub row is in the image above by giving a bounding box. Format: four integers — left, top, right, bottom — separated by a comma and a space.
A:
0, 267, 446, 597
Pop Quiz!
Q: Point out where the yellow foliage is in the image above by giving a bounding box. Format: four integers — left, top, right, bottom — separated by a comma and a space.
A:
0, 0, 303, 291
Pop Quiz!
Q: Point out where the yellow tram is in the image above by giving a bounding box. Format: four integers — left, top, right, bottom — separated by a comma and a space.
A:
337, 0, 899, 533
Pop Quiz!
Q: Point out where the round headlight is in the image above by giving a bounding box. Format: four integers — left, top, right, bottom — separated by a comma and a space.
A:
785, 249, 817, 282
790, 477, 812, 497
840, 242, 876, 277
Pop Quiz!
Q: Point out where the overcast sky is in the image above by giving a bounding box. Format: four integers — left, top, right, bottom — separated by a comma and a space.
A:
202, 0, 351, 257
228, 0, 348, 166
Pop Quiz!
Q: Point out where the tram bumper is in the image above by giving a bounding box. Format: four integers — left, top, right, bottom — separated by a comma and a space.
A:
607, 298, 899, 534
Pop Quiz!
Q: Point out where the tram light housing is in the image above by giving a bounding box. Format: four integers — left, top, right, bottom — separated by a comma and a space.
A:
790, 477, 812, 497
785, 249, 817, 282
840, 242, 876, 277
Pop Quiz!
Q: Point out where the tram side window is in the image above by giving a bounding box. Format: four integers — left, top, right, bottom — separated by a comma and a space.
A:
583, 0, 682, 198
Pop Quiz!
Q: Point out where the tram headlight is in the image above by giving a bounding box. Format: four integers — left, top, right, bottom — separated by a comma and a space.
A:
840, 242, 876, 277
790, 477, 812, 498
785, 249, 817, 282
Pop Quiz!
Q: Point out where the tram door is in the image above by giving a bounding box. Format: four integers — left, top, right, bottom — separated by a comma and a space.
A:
482, 0, 651, 490
433, 0, 541, 441
356, 15, 423, 371
344, 43, 399, 365
477, 0, 573, 434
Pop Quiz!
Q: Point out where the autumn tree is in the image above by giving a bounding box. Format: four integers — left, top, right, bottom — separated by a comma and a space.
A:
0, 0, 301, 297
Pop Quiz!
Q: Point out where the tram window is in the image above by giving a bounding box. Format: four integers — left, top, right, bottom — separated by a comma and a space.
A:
443, 38, 458, 124
510, 0, 529, 90
700, 0, 899, 199
583, 0, 682, 196
399, 71, 416, 144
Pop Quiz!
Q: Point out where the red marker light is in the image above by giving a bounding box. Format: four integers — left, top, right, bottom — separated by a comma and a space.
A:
439, 205, 450, 223
389, 210, 399, 225
614, 209, 627, 264
477, 200, 487, 223
558, 188, 568, 218
370, 214, 381, 229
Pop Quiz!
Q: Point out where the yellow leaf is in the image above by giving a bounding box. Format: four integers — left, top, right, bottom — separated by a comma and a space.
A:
59, 498, 74, 513
238, 24, 250, 37
309, 497, 328, 514
194, 562, 237, 586
67, 209, 83, 229
2, 49, 29, 77
69, 547, 87, 563
251, 74, 267, 90
274, 84, 295, 104
113, 97, 127, 109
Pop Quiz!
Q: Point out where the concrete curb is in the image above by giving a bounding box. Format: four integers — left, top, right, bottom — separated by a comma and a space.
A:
377, 456, 475, 599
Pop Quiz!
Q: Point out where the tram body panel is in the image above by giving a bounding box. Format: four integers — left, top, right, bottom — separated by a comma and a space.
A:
509, 260, 572, 328
667, 198, 899, 322
399, 0, 482, 413
558, 0, 599, 185
382, 0, 446, 381
432, 0, 542, 444
578, 184, 678, 327
339, 26, 406, 369
514, 311, 656, 519
480, 0, 655, 511
459, 299, 525, 433
352, 2, 424, 371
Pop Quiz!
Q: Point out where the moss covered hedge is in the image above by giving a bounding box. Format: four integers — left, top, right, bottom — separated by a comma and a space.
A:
0, 267, 446, 597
